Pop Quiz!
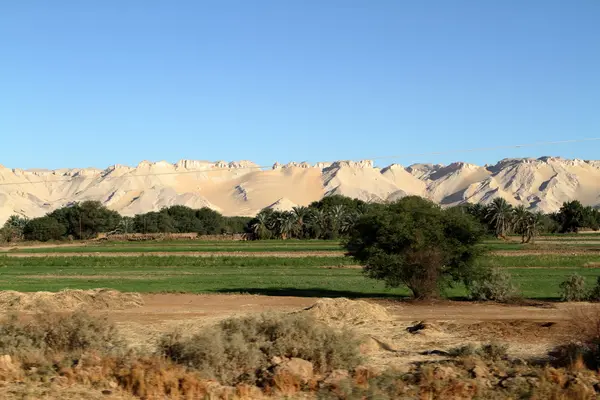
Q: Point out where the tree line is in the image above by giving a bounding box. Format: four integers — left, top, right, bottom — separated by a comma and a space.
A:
460, 198, 600, 241
1, 196, 598, 243
0, 201, 251, 242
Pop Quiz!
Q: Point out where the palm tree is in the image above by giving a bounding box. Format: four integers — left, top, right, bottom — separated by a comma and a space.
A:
327, 205, 347, 239
486, 198, 513, 239
307, 209, 327, 239
525, 212, 542, 243
251, 212, 272, 240
512, 205, 532, 243
292, 206, 310, 238
276, 212, 296, 240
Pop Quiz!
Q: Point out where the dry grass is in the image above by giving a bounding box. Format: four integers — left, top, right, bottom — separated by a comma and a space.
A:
158, 312, 362, 386
0, 289, 143, 312
0, 311, 123, 357
6, 301, 600, 399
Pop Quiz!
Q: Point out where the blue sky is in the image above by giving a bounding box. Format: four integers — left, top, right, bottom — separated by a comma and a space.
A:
1, 0, 599, 170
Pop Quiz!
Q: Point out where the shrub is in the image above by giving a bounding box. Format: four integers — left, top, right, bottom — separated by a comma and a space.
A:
448, 342, 508, 360
158, 313, 361, 385
549, 306, 600, 370
587, 276, 600, 302
466, 267, 518, 302
0, 311, 123, 356
559, 274, 587, 302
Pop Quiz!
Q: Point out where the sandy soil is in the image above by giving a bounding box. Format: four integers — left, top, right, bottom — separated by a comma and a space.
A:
0, 251, 345, 258
4, 249, 600, 257
99, 294, 579, 367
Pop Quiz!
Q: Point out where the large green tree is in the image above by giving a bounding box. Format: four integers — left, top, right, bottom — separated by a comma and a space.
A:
556, 200, 586, 233
48, 201, 121, 239
344, 196, 484, 299
23, 217, 66, 242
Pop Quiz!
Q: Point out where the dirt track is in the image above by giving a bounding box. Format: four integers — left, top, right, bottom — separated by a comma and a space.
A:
0, 251, 346, 258
109, 294, 568, 324
4, 249, 600, 257
105, 294, 578, 364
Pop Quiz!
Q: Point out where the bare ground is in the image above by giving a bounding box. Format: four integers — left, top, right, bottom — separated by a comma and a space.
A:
3, 248, 599, 257
0, 251, 345, 257
96, 294, 578, 369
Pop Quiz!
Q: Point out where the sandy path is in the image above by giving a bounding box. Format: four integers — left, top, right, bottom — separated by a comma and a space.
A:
492, 249, 600, 256
107, 294, 568, 325
4, 249, 599, 257
1, 251, 346, 258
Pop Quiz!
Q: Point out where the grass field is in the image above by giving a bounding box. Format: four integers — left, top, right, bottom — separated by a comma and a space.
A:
5, 237, 599, 254
1, 249, 600, 298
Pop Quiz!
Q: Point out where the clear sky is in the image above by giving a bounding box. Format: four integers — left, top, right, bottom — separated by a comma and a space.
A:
1, 0, 599, 170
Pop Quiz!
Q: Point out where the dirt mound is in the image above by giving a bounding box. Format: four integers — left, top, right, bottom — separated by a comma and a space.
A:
303, 298, 391, 325
0, 289, 144, 312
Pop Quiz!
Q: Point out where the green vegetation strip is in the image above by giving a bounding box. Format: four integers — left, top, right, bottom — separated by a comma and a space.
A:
8, 242, 343, 253
8, 238, 599, 254
1, 254, 600, 299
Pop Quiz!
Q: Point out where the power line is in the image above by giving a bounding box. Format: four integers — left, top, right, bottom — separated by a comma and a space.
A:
0, 137, 598, 187
367, 137, 600, 161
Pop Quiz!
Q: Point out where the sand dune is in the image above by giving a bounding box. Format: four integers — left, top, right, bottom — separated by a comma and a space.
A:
1, 156, 599, 223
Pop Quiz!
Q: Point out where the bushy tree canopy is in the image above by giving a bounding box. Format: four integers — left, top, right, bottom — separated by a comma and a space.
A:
23, 217, 66, 242
48, 201, 121, 239
344, 196, 484, 299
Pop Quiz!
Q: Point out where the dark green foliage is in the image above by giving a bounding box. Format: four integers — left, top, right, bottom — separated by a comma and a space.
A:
551, 200, 599, 233
556, 200, 586, 233
245, 195, 375, 240
132, 211, 174, 233
344, 196, 484, 299
132, 206, 245, 235
222, 216, 252, 234
158, 313, 361, 385
309, 195, 368, 214
48, 200, 121, 239
23, 216, 66, 241
587, 277, 600, 302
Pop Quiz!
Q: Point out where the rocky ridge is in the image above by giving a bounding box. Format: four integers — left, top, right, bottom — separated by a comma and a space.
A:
1, 157, 599, 223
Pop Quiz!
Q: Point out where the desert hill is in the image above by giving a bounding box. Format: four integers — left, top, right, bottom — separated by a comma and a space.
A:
1, 157, 599, 223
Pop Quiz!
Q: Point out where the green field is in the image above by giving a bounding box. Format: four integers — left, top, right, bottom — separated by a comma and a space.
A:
6, 238, 599, 254
1, 252, 599, 299
8, 240, 344, 253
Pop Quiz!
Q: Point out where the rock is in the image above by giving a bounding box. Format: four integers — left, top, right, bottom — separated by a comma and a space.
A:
101, 390, 112, 396
0, 355, 15, 371
0, 355, 21, 379
324, 369, 350, 385
471, 365, 488, 379
271, 356, 284, 365
275, 358, 314, 383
